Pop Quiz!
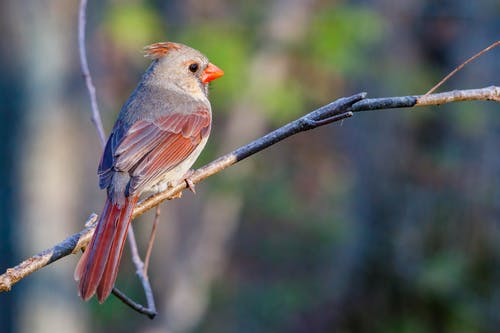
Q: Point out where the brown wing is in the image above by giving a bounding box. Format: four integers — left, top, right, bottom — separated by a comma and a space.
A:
98, 108, 211, 195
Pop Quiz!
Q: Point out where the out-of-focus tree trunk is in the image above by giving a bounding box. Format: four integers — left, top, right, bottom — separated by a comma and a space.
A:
11, 1, 91, 333
0, 2, 24, 332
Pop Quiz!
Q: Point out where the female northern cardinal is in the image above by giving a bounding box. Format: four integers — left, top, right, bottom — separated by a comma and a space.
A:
75, 42, 224, 303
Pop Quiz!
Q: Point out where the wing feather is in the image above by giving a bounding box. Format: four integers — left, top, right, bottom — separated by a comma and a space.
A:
98, 107, 211, 195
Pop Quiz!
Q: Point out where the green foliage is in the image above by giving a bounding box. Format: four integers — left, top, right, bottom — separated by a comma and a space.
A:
103, 4, 165, 53
417, 251, 467, 296
383, 317, 430, 333
307, 5, 384, 75
179, 24, 252, 109
259, 80, 306, 125
451, 103, 489, 137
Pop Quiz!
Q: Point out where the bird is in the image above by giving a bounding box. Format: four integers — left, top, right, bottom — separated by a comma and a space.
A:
74, 41, 224, 303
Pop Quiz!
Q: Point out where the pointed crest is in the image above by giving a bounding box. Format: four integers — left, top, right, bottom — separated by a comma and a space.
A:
143, 42, 182, 60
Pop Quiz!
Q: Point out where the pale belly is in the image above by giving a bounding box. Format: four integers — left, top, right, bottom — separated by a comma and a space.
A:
143, 134, 209, 196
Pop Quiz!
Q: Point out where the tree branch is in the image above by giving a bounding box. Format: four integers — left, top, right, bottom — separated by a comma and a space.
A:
0, 214, 97, 292
1, 86, 498, 293
351, 86, 500, 112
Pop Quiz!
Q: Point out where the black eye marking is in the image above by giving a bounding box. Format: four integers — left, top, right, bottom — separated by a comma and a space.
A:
189, 63, 199, 73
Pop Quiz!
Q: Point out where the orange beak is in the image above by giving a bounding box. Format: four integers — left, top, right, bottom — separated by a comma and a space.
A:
201, 63, 224, 83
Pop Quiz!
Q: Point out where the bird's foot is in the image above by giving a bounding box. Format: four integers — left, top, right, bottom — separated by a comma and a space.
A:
163, 181, 182, 199
170, 191, 183, 199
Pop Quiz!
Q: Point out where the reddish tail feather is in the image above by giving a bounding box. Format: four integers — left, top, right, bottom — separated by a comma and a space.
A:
75, 196, 138, 303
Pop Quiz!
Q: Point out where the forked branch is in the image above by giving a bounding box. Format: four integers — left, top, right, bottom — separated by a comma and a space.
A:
1, 85, 498, 296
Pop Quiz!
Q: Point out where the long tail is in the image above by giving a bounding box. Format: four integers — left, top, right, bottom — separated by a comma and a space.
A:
75, 196, 138, 303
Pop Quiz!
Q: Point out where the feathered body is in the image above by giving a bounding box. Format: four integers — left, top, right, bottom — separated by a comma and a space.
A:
75, 42, 223, 303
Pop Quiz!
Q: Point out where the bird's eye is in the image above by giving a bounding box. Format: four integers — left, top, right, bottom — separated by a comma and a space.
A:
189, 63, 199, 73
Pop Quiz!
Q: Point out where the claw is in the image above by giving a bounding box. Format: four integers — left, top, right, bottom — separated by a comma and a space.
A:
185, 178, 196, 194
171, 191, 183, 199
183, 169, 196, 194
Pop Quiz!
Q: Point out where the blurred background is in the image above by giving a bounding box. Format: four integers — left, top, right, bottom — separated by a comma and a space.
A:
1, 0, 499, 332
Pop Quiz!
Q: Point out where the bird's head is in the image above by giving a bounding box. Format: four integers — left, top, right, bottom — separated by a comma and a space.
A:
144, 42, 224, 99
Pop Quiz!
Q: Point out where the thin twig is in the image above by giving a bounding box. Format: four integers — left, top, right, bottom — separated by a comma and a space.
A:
122, 221, 156, 316
78, 0, 106, 146
112, 287, 156, 319
425, 41, 500, 96
1, 87, 498, 299
78, 0, 156, 317
143, 206, 160, 276
123, 227, 157, 318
